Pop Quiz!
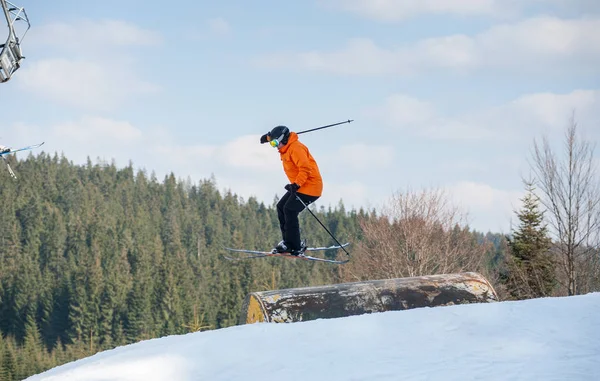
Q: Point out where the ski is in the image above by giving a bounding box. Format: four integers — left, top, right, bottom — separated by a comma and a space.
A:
224, 252, 350, 264
223, 243, 350, 264
0, 142, 45, 156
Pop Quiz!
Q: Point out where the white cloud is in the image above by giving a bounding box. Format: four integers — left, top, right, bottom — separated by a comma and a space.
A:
256, 16, 600, 76
28, 19, 162, 52
16, 118, 279, 178
477, 17, 600, 70
217, 136, 274, 169
365, 94, 495, 140
207, 18, 232, 36
469, 89, 600, 141
446, 181, 523, 232
45, 117, 146, 165
55, 116, 142, 143
321, 0, 600, 21
157, 144, 217, 166
440, 158, 489, 173
142, 134, 279, 173
509, 90, 600, 129
319, 180, 374, 210
328, 144, 395, 171
321, 0, 505, 21
2, 118, 143, 165
369, 89, 600, 141
256, 38, 411, 76
369, 95, 436, 125
16, 19, 162, 111
17, 59, 159, 111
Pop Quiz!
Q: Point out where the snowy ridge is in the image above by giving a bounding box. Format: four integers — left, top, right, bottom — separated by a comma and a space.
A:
27, 293, 600, 381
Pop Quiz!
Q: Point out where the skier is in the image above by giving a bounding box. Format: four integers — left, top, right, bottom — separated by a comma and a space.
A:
260, 125, 323, 256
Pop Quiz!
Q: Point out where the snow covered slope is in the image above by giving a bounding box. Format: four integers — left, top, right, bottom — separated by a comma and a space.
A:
27, 293, 600, 381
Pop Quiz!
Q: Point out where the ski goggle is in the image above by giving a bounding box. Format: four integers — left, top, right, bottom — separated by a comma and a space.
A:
269, 132, 287, 148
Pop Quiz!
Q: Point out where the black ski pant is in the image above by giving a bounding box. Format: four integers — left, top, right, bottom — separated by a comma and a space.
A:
277, 191, 319, 251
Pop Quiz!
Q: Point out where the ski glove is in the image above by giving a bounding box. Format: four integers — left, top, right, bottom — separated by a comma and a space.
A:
260, 133, 270, 144
284, 183, 300, 193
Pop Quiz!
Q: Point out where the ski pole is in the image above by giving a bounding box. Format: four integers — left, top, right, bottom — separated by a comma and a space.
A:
296, 119, 353, 135
295, 194, 351, 257
1, 156, 17, 179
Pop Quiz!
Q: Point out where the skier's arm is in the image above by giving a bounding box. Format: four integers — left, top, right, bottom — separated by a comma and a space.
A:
291, 146, 312, 187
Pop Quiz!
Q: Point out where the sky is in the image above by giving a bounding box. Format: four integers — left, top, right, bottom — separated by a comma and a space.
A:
1, 0, 600, 233
26, 292, 600, 380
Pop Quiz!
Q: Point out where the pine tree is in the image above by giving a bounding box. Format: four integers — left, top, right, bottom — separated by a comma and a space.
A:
97, 284, 115, 349
67, 269, 89, 343
505, 182, 556, 299
124, 281, 151, 342
22, 312, 45, 375
0, 335, 17, 381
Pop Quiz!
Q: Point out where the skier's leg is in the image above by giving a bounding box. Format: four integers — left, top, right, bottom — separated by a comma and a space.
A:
276, 191, 292, 239
297, 193, 319, 206
283, 193, 319, 252
273, 191, 293, 252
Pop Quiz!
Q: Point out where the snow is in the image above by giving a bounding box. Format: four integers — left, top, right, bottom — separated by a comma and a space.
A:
27, 293, 600, 381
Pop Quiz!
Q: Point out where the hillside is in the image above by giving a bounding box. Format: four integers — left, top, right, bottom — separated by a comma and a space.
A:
26, 293, 600, 381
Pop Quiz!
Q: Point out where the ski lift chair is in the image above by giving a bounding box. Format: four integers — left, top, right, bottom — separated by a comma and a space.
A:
0, 0, 30, 82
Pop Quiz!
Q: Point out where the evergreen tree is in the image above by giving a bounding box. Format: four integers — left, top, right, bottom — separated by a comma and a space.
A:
0, 334, 17, 381
67, 268, 89, 344
124, 281, 151, 342
22, 312, 45, 376
504, 182, 556, 299
97, 285, 115, 348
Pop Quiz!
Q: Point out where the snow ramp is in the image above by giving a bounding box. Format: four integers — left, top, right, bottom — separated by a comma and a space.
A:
240, 272, 498, 324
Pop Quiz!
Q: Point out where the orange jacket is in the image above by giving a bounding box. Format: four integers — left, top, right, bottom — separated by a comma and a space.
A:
278, 132, 323, 197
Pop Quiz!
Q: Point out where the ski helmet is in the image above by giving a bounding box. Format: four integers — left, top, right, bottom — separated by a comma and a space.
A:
268, 126, 290, 148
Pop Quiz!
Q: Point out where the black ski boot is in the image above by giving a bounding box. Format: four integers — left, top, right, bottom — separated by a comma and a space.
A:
272, 240, 289, 254
290, 241, 307, 256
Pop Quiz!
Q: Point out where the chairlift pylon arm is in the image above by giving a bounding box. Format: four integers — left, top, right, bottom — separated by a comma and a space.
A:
0, 0, 31, 83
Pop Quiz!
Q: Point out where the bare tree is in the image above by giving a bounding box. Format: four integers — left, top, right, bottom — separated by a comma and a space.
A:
531, 115, 600, 295
343, 188, 492, 282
